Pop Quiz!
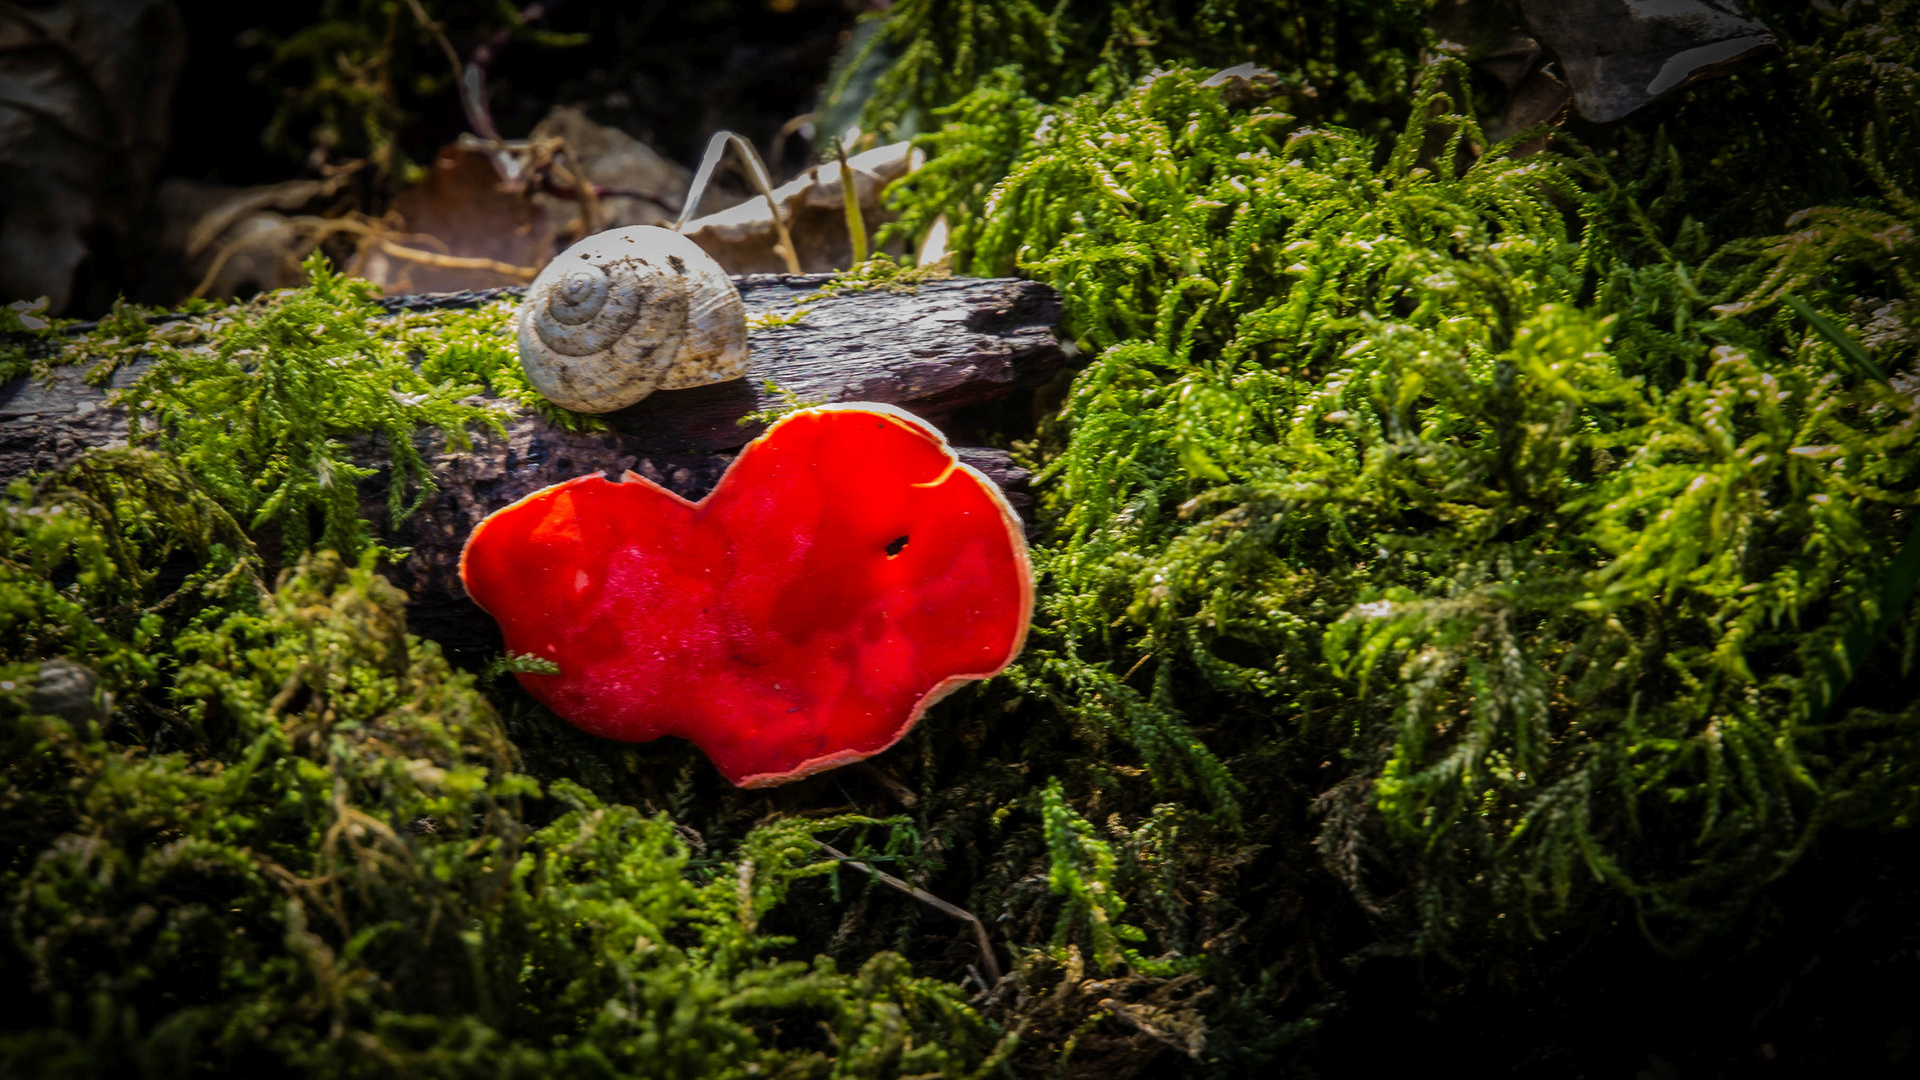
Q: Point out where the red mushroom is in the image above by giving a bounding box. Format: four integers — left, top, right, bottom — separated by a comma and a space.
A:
459, 403, 1033, 787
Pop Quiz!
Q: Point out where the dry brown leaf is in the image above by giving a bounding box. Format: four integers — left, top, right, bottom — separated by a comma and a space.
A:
351, 145, 554, 294
1517, 0, 1775, 123
0, 0, 185, 311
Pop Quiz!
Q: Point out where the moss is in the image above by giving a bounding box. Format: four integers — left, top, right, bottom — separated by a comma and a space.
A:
932, 59, 1917, 956
118, 255, 501, 558
0, 490, 1006, 1076
402, 297, 607, 433
841, 0, 1431, 142
747, 306, 814, 331
801, 254, 955, 299
0, 298, 69, 384
9, 3, 1920, 1074
103, 257, 617, 562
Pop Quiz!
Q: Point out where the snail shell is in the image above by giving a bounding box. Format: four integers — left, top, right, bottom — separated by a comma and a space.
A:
517, 226, 748, 413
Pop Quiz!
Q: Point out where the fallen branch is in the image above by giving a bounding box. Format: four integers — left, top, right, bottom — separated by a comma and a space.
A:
1, 274, 1067, 656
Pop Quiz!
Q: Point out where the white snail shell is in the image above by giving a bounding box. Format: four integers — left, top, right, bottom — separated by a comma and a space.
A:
517, 225, 749, 413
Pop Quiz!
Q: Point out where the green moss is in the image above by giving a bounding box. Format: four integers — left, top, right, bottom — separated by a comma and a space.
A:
0, 451, 261, 699
1039, 776, 1183, 975
802, 254, 955, 299
0, 298, 69, 384
909, 58, 1920, 956
0, 497, 1007, 1076
403, 298, 607, 433
106, 259, 606, 562
747, 305, 814, 331
843, 0, 1431, 142
118, 255, 501, 557
10, 3, 1920, 1072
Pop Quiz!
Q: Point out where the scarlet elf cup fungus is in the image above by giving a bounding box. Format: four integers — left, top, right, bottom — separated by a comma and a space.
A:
459, 403, 1033, 787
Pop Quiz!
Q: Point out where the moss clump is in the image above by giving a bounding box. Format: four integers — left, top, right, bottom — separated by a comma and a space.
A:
840, 0, 1430, 141
119, 257, 501, 557
110, 259, 617, 559
894, 55, 1920, 962
402, 297, 608, 433
0, 298, 66, 384
0, 480, 1007, 1076
802, 254, 954, 299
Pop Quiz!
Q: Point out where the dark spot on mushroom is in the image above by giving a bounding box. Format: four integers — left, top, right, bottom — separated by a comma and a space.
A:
885, 534, 909, 557
668, 255, 687, 274
579, 252, 590, 259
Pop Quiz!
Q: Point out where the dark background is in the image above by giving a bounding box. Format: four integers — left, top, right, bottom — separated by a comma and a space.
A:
56, 0, 870, 314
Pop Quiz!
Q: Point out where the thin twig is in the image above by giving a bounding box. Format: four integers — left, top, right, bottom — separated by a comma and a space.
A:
403, 1, 568, 169
853, 760, 919, 808
189, 214, 538, 300
463, 1, 567, 142
399, 0, 464, 106
403, 0, 512, 187
545, 182, 681, 214
769, 111, 815, 174
190, 216, 366, 298
539, 135, 601, 237
816, 841, 1002, 984
375, 239, 539, 280
185, 174, 356, 258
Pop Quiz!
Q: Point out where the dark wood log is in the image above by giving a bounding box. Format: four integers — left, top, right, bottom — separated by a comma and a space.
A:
0, 274, 1067, 656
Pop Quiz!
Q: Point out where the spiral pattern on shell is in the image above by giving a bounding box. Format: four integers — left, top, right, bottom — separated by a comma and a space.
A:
517, 226, 749, 413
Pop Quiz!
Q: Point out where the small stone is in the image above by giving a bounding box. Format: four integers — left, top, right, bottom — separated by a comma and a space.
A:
29, 658, 108, 728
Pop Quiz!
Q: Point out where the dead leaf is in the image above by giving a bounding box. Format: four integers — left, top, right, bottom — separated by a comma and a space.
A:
1490, 63, 1572, 148
351, 145, 554, 294
1516, 0, 1775, 123
0, 0, 185, 312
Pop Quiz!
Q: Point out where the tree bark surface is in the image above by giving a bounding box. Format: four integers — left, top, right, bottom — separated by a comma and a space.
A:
0, 274, 1066, 653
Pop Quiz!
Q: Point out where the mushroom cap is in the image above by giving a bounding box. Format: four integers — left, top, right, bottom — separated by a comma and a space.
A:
517, 225, 748, 412
459, 403, 1033, 787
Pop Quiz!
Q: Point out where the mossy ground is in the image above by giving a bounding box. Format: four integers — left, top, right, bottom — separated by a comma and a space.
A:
7, 2, 1920, 1076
